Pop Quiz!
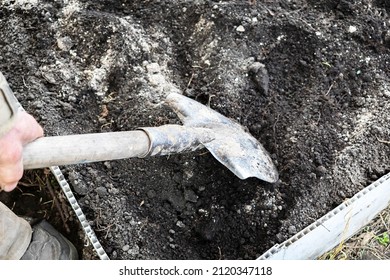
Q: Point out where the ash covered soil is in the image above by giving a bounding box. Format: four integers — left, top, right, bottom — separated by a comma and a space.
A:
0, 0, 390, 260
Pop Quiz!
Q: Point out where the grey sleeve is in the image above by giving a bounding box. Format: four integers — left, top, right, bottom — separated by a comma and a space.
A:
0, 72, 19, 137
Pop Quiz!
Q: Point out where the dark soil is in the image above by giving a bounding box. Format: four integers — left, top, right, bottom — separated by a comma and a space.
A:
0, 0, 389, 260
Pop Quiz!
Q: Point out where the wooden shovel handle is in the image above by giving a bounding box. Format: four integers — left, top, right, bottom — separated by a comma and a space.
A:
22, 131, 150, 169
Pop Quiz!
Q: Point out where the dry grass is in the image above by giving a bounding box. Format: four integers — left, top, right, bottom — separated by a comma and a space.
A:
320, 204, 390, 260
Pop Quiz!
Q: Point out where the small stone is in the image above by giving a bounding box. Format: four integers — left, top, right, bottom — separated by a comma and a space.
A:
348, 26, 357, 33
147, 190, 156, 199
248, 62, 269, 95
128, 244, 140, 256
184, 189, 198, 203
41, 72, 57, 84
176, 221, 185, 228
244, 205, 253, 213
108, 187, 120, 195
96, 186, 108, 197
248, 62, 263, 74
316, 165, 327, 174
68, 172, 88, 195
57, 36, 73, 51
122, 245, 130, 251
103, 161, 112, 169
384, 30, 390, 47
276, 233, 285, 243
146, 62, 160, 74
167, 192, 186, 212
288, 225, 297, 235
236, 25, 245, 32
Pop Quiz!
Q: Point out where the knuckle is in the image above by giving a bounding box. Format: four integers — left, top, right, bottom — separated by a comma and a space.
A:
0, 143, 23, 164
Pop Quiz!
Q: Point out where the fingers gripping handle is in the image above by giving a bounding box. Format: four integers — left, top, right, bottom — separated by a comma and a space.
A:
22, 131, 151, 170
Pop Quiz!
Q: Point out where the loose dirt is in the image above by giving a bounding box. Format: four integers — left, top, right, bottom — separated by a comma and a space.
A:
0, 0, 389, 260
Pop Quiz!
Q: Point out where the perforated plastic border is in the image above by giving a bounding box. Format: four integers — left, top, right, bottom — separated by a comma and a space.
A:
50, 166, 110, 260
258, 172, 390, 260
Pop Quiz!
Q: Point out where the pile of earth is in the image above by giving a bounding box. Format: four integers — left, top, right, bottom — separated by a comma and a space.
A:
0, 0, 389, 259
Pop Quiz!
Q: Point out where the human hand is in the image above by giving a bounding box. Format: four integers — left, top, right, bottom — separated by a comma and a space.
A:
0, 112, 43, 192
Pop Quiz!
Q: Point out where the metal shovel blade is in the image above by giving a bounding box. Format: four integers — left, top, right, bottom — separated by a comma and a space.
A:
165, 92, 279, 183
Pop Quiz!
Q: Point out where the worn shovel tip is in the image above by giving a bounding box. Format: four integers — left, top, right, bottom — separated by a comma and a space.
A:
231, 160, 279, 183
205, 144, 279, 184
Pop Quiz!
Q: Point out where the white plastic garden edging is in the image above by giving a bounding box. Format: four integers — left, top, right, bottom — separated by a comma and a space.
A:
258, 172, 390, 260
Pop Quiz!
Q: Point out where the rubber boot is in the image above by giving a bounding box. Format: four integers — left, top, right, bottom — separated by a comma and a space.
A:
0, 202, 32, 260
21, 220, 78, 260
0, 201, 78, 260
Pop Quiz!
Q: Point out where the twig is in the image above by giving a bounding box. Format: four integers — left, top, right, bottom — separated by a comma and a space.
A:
187, 72, 195, 88
96, 223, 118, 239
22, 76, 28, 88
43, 174, 70, 233
17, 181, 40, 188
272, 113, 280, 152
325, 80, 336, 95
376, 137, 390, 145
207, 94, 215, 107
315, 112, 321, 125
379, 213, 390, 233
218, 246, 223, 260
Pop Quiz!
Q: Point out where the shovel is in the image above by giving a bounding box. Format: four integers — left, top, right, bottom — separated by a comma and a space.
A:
22, 92, 279, 183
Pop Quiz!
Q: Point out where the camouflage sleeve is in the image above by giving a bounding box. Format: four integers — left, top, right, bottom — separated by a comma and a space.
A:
0, 72, 19, 137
